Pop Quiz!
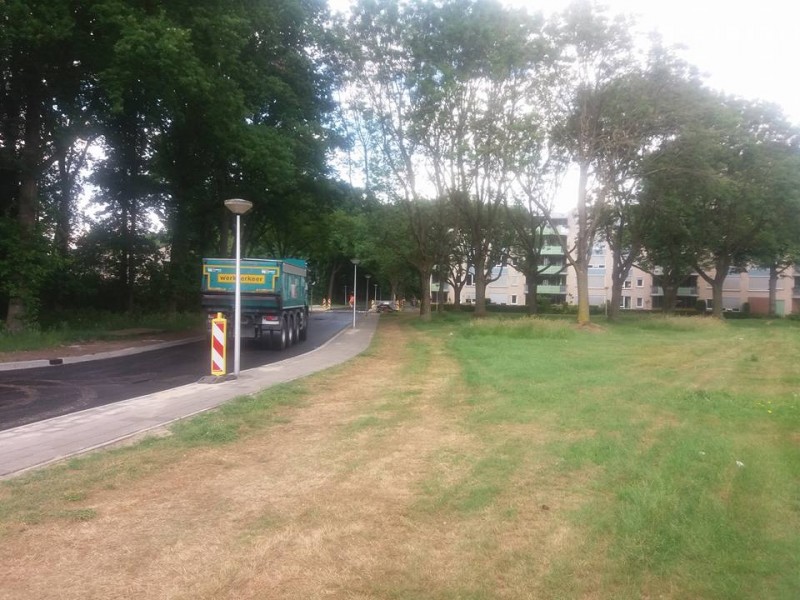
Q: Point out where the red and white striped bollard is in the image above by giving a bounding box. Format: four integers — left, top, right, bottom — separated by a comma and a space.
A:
210, 313, 227, 376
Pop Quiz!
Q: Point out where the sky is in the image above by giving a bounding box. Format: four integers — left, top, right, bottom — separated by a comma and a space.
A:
330, 0, 800, 124
524, 0, 800, 123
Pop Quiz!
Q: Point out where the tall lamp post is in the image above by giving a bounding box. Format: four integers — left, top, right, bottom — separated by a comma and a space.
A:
224, 198, 253, 378
365, 274, 372, 311
374, 283, 378, 303
351, 258, 360, 328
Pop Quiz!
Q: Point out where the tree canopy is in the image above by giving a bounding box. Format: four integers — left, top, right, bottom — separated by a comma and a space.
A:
2, 0, 798, 330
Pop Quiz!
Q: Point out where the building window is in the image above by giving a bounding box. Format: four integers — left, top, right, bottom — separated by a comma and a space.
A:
636, 278, 644, 288
466, 273, 474, 286
511, 294, 517, 304
636, 297, 644, 308
623, 280, 631, 289
620, 296, 631, 309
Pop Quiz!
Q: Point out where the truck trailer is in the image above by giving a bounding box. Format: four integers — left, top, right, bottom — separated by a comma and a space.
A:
201, 257, 309, 350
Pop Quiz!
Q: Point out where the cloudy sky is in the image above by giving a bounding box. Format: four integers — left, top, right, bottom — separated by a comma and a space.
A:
331, 0, 800, 124
528, 0, 800, 123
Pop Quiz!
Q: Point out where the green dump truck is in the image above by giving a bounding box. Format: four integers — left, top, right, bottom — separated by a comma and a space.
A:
201, 257, 309, 350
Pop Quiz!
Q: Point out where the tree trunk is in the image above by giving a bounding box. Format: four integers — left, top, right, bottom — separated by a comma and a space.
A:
607, 256, 631, 321
711, 279, 724, 318
662, 284, 678, 314
6, 94, 42, 331
419, 267, 433, 321
525, 270, 538, 315
473, 254, 487, 317
609, 283, 621, 320
167, 210, 190, 315
452, 284, 463, 308
54, 152, 72, 259
326, 263, 341, 304
768, 263, 778, 317
575, 162, 591, 325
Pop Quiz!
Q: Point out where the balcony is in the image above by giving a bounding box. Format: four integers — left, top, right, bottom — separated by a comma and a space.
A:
651, 286, 699, 297
538, 285, 567, 295
540, 245, 564, 255
540, 265, 565, 275
793, 287, 800, 298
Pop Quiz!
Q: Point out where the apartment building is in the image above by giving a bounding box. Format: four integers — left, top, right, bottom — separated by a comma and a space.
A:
442, 215, 570, 308
440, 213, 800, 315
589, 243, 799, 316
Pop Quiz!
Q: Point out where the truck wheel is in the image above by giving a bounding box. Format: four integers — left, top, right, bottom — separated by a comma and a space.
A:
257, 330, 271, 350
280, 317, 289, 350
299, 316, 307, 341
286, 315, 295, 347
293, 314, 301, 344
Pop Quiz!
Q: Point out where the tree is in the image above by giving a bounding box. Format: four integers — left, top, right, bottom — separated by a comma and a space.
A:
505, 203, 560, 314
413, 0, 550, 317
340, 0, 552, 318
0, 0, 99, 329
745, 115, 800, 316
548, 0, 639, 324
642, 93, 798, 318
594, 49, 700, 320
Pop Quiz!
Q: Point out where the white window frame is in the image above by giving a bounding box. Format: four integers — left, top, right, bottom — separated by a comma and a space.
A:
636, 278, 644, 288
636, 297, 644, 308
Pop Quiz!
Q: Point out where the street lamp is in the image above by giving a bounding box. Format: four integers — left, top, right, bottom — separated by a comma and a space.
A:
224, 198, 253, 378
351, 258, 360, 328
365, 274, 372, 311
374, 283, 378, 304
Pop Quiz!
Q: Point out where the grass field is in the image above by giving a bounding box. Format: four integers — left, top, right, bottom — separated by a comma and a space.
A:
1, 313, 798, 599
0, 310, 203, 352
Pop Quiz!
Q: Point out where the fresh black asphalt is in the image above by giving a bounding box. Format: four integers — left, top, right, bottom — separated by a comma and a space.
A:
0, 312, 351, 431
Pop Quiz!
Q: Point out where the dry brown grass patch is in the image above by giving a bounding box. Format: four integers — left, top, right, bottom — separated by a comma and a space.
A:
0, 320, 594, 599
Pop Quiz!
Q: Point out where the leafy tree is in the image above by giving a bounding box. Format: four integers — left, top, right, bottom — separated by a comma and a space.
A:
505, 203, 561, 314
642, 93, 797, 318
413, 0, 550, 317
547, 0, 640, 324
0, 0, 99, 329
594, 49, 700, 320
745, 117, 800, 315
337, 0, 442, 320
340, 0, 553, 318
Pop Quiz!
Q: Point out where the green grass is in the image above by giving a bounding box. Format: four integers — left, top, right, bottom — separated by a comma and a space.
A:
0, 310, 204, 352
441, 314, 800, 598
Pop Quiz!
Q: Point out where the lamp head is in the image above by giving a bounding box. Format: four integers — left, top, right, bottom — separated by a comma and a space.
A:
224, 198, 253, 215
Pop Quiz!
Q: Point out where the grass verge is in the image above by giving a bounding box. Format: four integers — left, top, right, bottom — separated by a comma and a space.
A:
0, 310, 204, 352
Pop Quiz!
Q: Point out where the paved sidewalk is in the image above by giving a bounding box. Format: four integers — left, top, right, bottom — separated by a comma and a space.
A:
0, 315, 378, 479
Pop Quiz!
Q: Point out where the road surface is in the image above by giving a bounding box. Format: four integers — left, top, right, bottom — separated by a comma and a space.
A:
0, 311, 352, 431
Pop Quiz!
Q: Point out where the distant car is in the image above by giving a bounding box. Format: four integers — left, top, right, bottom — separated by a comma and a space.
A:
376, 301, 398, 313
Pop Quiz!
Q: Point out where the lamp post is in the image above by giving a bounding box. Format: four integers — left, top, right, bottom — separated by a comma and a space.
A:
351, 258, 360, 328
224, 198, 253, 378
374, 283, 378, 304
365, 274, 371, 311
